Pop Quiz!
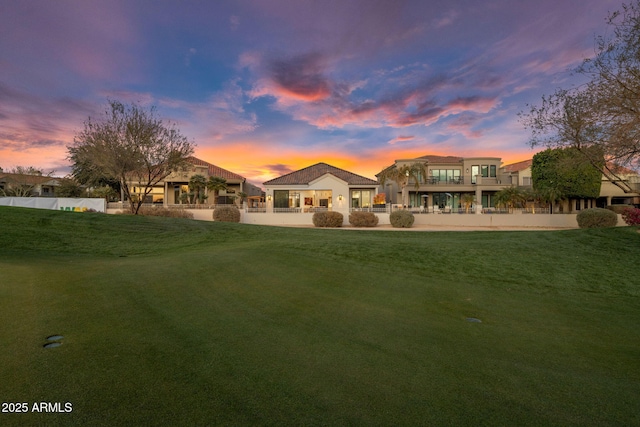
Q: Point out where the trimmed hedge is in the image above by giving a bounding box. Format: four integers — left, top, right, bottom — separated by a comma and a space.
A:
622, 207, 640, 225
312, 211, 343, 227
137, 206, 194, 219
349, 211, 379, 227
390, 210, 415, 228
576, 208, 618, 228
213, 206, 241, 222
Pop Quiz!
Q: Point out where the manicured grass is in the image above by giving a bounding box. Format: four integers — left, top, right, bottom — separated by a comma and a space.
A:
1, 206, 639, 426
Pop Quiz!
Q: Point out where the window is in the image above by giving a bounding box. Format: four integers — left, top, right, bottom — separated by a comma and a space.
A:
481, 165, 489, 177
430, 169, 461, 183
351, 190, 372, 208
274, 190, 289, 208
471, 165, 479, 184
490, 165, 497, 177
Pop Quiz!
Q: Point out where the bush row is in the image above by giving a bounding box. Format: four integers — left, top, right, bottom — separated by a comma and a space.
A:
136, 206, 194, 219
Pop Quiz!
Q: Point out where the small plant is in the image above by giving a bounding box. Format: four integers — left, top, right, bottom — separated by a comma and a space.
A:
213, 206, 241, 222
576, 208, 618, 228
390, 210, 414, 228
312, 211, 343, 227
349, 211, 379, 227
621, 207, 640, 226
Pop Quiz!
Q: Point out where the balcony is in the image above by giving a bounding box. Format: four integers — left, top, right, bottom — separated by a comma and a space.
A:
423, 177, 465, 185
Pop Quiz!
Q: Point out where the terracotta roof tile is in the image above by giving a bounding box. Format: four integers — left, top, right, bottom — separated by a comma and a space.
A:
502, 159, 532, 173
415, 155, 464, 163
264, 163, 378, 186
187, 157, 245, 182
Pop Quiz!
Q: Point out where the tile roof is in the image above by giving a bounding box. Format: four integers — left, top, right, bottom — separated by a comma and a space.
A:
414, 154, 464, 163
0, 173, 60, 185
187, 157, 245, 181
263, 163, 378, 186
606, 162, 639, 175
502, 159, 532, 173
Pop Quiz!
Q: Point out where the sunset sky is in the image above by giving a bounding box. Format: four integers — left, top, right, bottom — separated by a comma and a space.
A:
0, 0, 626, 186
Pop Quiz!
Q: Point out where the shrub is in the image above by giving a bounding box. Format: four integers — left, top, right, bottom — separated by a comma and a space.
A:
137, 206, 194, 219
390, 210, 415, 228
576, 208, 618, 228
621, 207, 640, 226
213, 206, 241, 222
312, 211, 343, 227
349, 211, 379, 227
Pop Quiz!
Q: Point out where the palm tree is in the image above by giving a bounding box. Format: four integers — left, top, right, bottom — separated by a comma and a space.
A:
206, 176, 227, 206
378, 162, 427, 208
494, 186, 528, 212
460, 193, 475, 213
534, 187, 565, 214
188, 174, 207, 205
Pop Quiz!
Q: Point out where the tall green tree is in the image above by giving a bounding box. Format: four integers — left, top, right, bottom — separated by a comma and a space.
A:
56, 177, 85, 197
520, 1, 640, 193
69, 100, 195, 214
378, 162, 427, 207
531, 148, 603, 199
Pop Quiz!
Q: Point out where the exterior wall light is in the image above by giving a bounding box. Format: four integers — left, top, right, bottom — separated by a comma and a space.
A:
267, 195, 272, 201
338, 194, 343, 201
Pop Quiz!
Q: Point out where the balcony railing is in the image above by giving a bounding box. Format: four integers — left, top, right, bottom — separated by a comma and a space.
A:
422, 177, 465, 185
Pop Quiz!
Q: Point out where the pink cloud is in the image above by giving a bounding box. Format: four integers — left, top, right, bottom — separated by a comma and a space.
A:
388, 135, 415, 145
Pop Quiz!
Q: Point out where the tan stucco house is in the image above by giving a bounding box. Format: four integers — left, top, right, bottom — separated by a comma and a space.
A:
127, 156, 262, 206
377, 155, 512, 212
263, 162, 379, 214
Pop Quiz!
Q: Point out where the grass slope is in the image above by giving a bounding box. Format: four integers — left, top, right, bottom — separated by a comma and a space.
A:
1, 206, 639, 426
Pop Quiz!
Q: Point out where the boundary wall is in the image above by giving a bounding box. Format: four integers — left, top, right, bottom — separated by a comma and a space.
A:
0, 197, 106, 212
104, 207, 628, 228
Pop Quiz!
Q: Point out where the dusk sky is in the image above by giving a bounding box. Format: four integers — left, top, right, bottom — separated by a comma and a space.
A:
0, 0, 626, 186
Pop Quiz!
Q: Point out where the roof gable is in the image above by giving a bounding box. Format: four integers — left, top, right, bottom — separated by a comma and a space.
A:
187, 157, 245, 181
264, 163, 378, 186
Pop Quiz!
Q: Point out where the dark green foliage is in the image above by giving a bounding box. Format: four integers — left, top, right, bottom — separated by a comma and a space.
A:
532, 147, 603, 199
55, 178, 85, 197
576, 208, 618, 228
349, 211, 379, 227
390, 210, 414, 228
213, 205, 240, 222
312, 211, 343, 227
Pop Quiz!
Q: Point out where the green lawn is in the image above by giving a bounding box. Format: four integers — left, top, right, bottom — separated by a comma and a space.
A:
1, 206, 639, 426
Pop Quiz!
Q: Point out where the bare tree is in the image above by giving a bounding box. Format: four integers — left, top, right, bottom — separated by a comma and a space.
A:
69, 100, 195, 214
520, 1, 640, 193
